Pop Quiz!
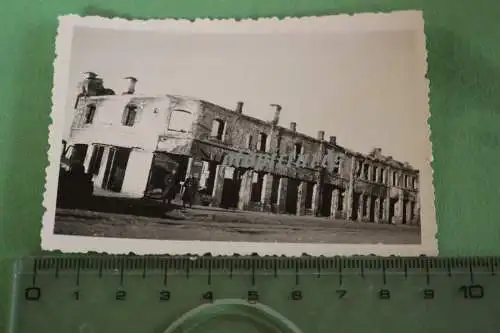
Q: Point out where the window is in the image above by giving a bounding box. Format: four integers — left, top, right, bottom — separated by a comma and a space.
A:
293, 143, 302, 160
355, 161, 362, 178
69, 144, 88, 163
392, 171, 398, 186
372, 166, 378, 182
404, 175, 409, 188
84, 104, 96, 124
122, 105, 137, 127
211, 119, 225, 140
333, 156, 341, 174
88, 145, 105, 175
363, 164, 369, 179
246, 134, 253, 150
257, 133, 268, 152
168, 109, 193, 132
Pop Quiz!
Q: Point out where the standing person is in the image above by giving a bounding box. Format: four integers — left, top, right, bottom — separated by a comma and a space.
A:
162, 169, 179, 206
181, 177, 195, 208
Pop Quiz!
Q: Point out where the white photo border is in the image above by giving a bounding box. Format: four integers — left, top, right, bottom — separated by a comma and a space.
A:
41, 10, 437, 256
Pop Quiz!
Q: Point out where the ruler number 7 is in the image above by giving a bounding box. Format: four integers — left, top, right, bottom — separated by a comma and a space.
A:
336, 289, 347, 299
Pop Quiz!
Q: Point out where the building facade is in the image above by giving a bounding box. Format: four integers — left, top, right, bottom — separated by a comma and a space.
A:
63, 74, 420, 225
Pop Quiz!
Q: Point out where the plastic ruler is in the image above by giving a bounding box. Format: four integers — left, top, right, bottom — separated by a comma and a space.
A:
7, 256, 500, 333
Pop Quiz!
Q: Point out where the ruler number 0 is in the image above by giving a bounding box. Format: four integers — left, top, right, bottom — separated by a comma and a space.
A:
24, 287, 41, 301
459, 285, 484, 299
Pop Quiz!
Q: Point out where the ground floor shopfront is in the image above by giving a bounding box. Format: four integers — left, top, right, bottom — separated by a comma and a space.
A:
68, 139, 420, 226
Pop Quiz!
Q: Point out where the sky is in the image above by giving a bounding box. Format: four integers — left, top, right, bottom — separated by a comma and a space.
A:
63, 25, 429, 168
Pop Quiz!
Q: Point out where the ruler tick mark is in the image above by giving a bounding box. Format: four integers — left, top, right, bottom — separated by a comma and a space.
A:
55, 260, 60, 279
251, 262, 256, 286
295, 264, 299, 286
382, 263, 387, 285
98, 260, 103, 278
490, 258, 496, 276
425, 262, 430, 285
403, 262, 408, 279
469, 265, 475, 284
338, 265, 343, 286
273, 261, 278, 278
360, 265, 365, 279
119, 260, 124, 286
163, 264, 168, 286
186, 262, 190, 279
208, 262, 212, 285
142, 264, 146, 279
229, 260, 233, 279
32, 260, 38, 286
76, 260, 81, 287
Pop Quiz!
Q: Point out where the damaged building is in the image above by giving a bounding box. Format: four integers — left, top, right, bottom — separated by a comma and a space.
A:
62, 73, 420, 225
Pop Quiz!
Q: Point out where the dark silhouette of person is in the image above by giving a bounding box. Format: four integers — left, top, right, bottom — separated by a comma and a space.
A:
181, 177, 196, 208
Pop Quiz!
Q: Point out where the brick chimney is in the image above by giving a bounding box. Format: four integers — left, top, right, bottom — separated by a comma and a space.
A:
329, 136, 336, 145
235, 101, 244, 114
290, 122, 297, 132
123, 77, 138, 95
317, 130, 325, 141
270, 104, 282, 125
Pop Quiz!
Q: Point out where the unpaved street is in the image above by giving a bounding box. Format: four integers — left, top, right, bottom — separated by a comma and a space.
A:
54, 204, 420, 244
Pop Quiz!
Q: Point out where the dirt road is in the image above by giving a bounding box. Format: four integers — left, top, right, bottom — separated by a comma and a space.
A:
54, 205, 420, 244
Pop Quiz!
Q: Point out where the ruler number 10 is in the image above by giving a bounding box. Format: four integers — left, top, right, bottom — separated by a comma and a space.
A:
459, 285, 484, 299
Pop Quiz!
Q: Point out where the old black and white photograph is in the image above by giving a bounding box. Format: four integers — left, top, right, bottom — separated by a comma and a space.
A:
42, 11, 437, 256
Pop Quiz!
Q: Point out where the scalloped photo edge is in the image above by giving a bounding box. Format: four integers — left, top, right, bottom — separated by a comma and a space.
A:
41, 10, 437, 256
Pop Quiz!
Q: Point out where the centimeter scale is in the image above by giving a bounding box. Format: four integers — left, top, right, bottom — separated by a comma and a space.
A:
8, 256, 500, 333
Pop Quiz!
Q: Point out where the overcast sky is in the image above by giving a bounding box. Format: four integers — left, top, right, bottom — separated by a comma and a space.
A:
63, 26, 429, 167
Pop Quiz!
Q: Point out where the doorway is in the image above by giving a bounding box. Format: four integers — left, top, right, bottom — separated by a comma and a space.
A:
102, 147, 132, 192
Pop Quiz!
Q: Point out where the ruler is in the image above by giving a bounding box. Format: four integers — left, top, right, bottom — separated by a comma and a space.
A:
8, 256, 500, 333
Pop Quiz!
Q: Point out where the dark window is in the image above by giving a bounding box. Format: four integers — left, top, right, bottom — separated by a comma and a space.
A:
333, 156, 341, 174
70, 144, 88, 163
122, 105, 137, 127
251, 172, 265, 202
247, 135, 253, 149
88, 145, 105, 175
211, 119, 225, 140
305, 182, 314, 209
293, 143, 302, 160
84, 105, 96, 124
258, 133, 268, 152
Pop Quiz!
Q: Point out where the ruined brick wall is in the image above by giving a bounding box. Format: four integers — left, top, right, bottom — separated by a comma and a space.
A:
194, 101, 276, 152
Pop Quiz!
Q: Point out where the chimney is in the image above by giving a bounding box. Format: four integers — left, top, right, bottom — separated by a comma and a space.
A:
270, 104, 282, 125
235, 101, 244, 114
123, 77, 138, 95
329, 136, 336, 145
290, 122, 297, 132
317, 130, 325, 141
